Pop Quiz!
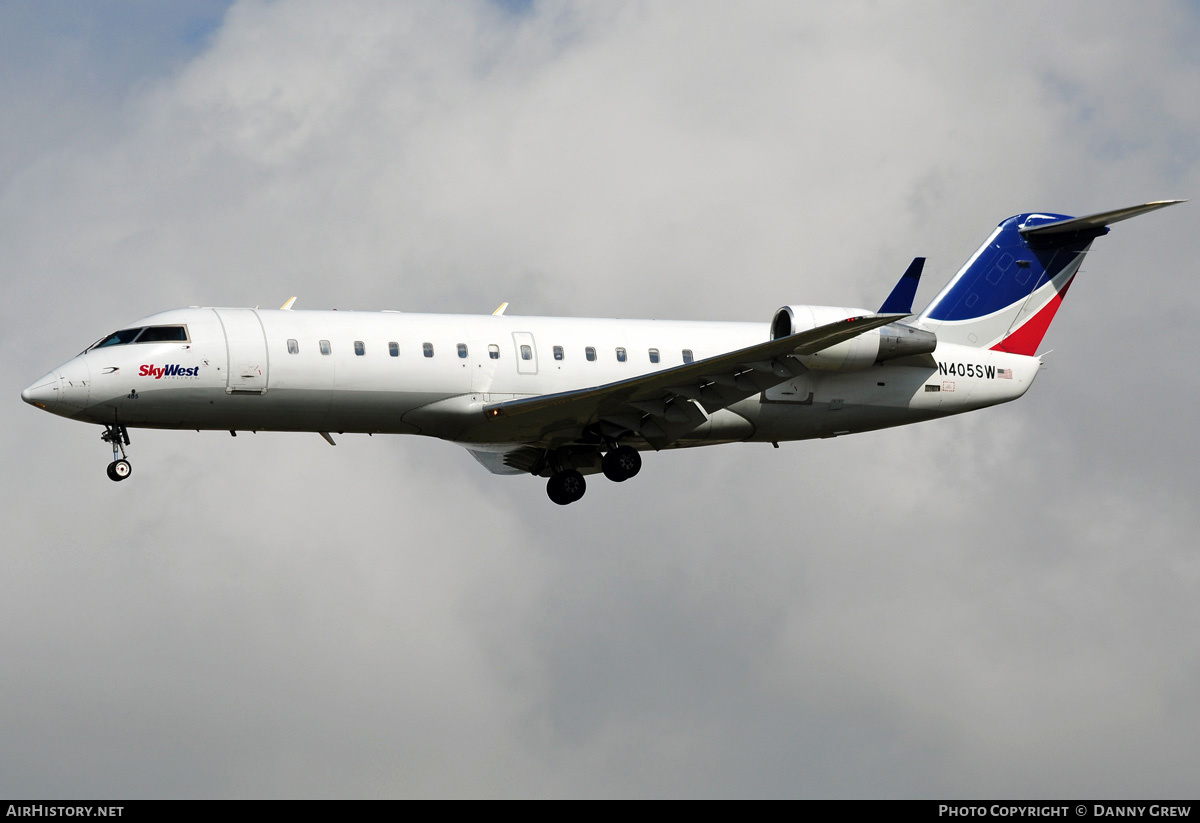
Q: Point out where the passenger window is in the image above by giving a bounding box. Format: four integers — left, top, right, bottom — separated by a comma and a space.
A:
488, 344, 500, 360
586, 347, 596, 362
287, 339, 299, 354
319, 340, 331, 355
682, 349, 694, 364
389, 341, 399, 357
648, 348, 660, 364
354, 341, 365, 356
520, 344, 532, 361
457, 343, 468, 359
553, 346, 564, 361
137, 325, 189, 343
616, 347, 627, 362
423, 342, 434, 358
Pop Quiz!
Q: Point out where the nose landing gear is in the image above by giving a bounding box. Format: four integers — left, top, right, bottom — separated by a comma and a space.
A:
101, 424, 132, 482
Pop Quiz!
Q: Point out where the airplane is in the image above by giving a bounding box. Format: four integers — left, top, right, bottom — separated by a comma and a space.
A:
21, 200, 1182, 504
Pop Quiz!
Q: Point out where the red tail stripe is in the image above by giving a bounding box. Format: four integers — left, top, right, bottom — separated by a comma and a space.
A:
990, 276, 1076, 356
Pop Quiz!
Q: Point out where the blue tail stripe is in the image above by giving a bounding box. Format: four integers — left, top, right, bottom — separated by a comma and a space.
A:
926, 213, 1088, 322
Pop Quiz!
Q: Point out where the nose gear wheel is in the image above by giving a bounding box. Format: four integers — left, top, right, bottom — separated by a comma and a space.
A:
101, 424, 132, 482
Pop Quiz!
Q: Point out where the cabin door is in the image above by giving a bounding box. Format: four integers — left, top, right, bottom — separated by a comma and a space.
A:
214, 308, 269, 394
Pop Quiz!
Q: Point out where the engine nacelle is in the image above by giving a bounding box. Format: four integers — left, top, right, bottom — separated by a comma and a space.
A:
770, 305, 937, 371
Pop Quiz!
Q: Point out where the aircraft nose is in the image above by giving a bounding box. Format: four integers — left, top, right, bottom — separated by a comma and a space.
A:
56, 357, 92, 412
22, 371, 61, 411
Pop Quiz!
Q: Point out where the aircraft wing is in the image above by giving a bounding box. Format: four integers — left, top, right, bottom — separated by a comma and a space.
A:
480, 313, 905, 448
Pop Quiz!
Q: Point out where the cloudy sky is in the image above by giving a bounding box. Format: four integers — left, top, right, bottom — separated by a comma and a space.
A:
3, 0, 1198, 798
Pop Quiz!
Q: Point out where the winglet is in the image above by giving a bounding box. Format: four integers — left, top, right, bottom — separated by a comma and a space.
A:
878, 257, 924, 314
281, 296, 297, 311
493, 302, 509, 316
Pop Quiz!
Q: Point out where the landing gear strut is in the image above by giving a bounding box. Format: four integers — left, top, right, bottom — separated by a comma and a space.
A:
546, 469, 586, 505
102, 424, 131, 482
602, 445, 641, 482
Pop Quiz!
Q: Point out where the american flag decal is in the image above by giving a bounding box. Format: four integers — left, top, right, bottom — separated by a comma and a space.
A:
996, 368, 1013, 379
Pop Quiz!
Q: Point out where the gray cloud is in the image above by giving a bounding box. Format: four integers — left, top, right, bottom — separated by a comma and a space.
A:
3, 0, 1198, 798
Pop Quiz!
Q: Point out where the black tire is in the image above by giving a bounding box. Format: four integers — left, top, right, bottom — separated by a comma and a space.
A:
602, 446, 641, 482
546, 475, 569, 505
107, 459, 132, 482
547, 469, 586, 505
560, 469, 585, 502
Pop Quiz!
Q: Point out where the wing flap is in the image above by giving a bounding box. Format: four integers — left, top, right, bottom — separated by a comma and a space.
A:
463, 444, 544, 475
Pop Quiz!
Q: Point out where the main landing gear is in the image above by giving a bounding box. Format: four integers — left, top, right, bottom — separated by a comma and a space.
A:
601, 445, 641, 483
546, 469, 586, 506
102, 424, 132, 482
545, 445, 643, 505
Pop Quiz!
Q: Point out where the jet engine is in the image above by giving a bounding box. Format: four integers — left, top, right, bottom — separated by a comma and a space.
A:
770, 305, 937, 371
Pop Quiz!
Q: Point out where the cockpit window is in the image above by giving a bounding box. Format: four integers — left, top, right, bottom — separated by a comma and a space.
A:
92, 328, 146, 349
90, 325, 188, 350
136, 325, 189, 343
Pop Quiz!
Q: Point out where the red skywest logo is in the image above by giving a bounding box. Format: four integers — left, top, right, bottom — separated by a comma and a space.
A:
139, 363, 200, 379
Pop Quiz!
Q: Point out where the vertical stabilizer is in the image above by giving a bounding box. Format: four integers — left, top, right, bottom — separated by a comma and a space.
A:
917, 201, 1182, 353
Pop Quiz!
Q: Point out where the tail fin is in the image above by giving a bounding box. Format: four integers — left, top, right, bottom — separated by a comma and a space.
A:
917, 200, 1183, 353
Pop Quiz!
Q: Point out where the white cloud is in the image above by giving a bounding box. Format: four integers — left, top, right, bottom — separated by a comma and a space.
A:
3, 0, 1199, 797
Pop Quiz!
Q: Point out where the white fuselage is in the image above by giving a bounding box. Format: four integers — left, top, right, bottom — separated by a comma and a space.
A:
27, 306, 1039, 452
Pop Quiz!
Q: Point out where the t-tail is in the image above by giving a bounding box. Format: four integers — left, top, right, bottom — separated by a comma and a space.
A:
916, 201, 1183, 353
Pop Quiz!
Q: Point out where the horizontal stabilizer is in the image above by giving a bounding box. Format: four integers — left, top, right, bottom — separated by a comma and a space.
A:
879, 257, 924, 314
1019, 200, 1184, 237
